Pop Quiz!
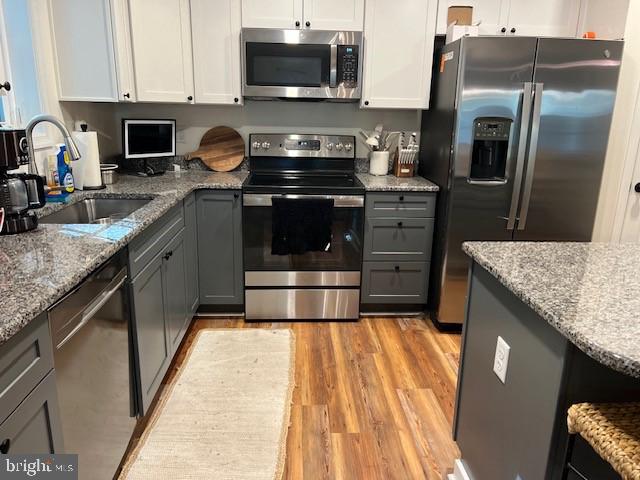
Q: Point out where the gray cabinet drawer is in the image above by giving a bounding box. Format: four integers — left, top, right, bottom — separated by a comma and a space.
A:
364, 217, 434, 261
365, 192, 436, 218
0, 313, 54, 425
361, 261, 429, 304
129, 203, 184, 278
0, 370, 63, 454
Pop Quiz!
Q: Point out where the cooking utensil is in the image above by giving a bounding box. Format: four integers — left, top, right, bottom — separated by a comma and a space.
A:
185, 126, 245, 172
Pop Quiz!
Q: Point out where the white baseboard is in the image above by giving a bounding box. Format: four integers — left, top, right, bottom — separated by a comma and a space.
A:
448, 459, 474, 480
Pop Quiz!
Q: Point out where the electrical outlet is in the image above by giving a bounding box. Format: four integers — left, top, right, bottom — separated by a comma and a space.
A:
493, 336, 510, 384
176, 130, 186, 143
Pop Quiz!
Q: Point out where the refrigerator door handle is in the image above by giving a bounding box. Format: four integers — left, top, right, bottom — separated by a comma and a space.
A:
507, 82, 534, 230
517, 82, 544, 230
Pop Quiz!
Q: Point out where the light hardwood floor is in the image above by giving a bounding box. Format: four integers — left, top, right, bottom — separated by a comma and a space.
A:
137, 316, 461, 480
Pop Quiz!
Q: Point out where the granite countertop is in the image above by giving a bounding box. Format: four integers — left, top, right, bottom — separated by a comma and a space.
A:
356, 173, 439, 192
0, 170, 247, 346
463, 241, 640, 378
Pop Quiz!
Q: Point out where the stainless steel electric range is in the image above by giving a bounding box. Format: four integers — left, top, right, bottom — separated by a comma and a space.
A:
242, 133, 365, 321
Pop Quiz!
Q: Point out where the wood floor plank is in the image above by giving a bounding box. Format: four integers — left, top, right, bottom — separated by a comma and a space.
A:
131, 316, 462, 479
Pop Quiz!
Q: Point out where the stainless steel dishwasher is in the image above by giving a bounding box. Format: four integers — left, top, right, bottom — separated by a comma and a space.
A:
48, 250, 137, 480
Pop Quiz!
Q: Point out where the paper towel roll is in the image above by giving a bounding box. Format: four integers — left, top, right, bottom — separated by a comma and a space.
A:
71, 131, 103, 190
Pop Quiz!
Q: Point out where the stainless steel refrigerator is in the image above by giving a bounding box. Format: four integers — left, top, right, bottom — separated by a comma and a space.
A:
419, 37, 623, 328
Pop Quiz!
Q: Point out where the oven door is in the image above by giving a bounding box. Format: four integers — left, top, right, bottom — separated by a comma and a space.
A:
242, 28, 362, 100
243, 193, 364, 273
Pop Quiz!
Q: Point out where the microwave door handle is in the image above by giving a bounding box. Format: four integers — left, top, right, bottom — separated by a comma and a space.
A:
330, 45, 338, 88
506, 82, 534, 231
517, 82, 544, 231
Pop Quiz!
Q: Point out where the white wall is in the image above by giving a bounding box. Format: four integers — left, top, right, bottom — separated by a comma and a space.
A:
111, 101, 420, 159
593, 0, 638, 241
579, 0, 629, 40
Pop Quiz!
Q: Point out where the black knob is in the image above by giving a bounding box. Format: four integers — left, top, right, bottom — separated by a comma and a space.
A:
0, 81, 10, 92
399, 195, 404, 201
510, 27, 516, 34
123, 92, 130, 99
635, 183, 640, 193
295, 21, 300, 27
501, 27, 507, 33
187, 95, 193, 101
0, 438, 10, 454
397, 221, 403, 228
233, 193, 240, 199
364, 100, 369, 106
164, 252, 171, 261
305, 21, 311, 27
234, 97, 239, 103
394, 265, 400, 272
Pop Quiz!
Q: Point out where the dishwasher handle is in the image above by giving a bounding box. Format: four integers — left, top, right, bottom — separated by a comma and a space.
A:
55, 268, 128, 350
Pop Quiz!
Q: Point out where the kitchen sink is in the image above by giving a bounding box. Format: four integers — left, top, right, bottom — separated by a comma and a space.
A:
41, 198, 152, 224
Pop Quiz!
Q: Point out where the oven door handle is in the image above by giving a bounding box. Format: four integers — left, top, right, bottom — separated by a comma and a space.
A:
243, 193, 364, 207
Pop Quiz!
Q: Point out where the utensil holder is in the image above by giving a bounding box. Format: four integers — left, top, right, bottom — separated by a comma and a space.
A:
369, 151, 390, 176
393, 144, 418, 177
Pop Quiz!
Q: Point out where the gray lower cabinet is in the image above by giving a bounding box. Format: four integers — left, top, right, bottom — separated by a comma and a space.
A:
184, 193, 199, 315
196, 190, 243, 305
0, 371, 63, 454
165, 230, 189, 354
131, 251, 170, 416
361, 191, 436, 305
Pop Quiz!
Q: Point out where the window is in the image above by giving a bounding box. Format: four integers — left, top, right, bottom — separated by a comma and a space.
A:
0, 0, 47, 140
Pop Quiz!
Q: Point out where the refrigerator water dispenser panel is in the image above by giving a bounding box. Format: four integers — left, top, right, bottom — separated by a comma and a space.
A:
470, 118, 512, 182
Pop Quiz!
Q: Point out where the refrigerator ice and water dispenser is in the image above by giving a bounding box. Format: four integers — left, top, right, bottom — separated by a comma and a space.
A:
470, 117, 512, 182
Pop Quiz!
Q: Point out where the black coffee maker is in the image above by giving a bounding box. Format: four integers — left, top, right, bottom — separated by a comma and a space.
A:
0, 128, 46, 235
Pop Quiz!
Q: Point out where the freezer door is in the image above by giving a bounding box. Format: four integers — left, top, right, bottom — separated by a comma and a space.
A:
514, 38, 623, 241
436, 37, 537, 326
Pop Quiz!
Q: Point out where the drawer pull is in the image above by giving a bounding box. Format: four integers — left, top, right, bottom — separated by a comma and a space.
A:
0, 438, 10, 454
397, 221, 403, 228
394, 265, 400, 272
399, 195, 404, 201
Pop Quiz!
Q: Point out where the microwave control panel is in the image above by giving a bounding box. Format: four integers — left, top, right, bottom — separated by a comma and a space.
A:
337, 45, 359, 88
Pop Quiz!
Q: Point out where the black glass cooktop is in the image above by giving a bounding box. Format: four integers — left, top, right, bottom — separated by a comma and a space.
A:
244, 172, 364, 194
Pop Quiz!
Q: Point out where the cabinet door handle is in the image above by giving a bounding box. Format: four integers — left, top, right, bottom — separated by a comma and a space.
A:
305, 21, 311, 27
164, 251, 173, 260
394, 265, 400, 272
295, 21, 300, 27
0, 438, 10, 454
397, 221, 403, 228
501, 27, 507, 33
187, 95, 193, 101
635, 183, 640, 193
399, 195, 404, 201
234, 193, 240, 199
510, 27, 516, 34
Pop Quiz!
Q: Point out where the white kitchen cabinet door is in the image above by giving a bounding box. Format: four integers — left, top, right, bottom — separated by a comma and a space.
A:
435, 0, 505, 35
506, 0, 582, 37
128, 0, 194, 103
191, 0, 242, 105
49, 0, 118, 101
110, 0, 136, 102
302, 0, 364, 30
361, 0, 437, 109
241, 0, 302, 29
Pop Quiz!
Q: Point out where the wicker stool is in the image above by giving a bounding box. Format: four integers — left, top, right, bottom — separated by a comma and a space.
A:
562, 402, 640, 480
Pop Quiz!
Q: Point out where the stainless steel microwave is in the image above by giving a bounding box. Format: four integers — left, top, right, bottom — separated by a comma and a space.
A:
241, 28, 362, 101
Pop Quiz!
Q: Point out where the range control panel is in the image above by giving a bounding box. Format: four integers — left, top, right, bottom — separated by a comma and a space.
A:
337, 45, 359, 88
250, 134, 356, 159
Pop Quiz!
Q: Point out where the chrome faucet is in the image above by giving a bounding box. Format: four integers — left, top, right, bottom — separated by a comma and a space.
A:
25, 114, 81, 175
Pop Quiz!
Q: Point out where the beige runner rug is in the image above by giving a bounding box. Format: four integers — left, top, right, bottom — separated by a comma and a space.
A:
120, 329, 295, 480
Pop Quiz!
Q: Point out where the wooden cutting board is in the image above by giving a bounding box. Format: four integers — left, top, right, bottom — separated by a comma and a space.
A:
185, 126, 245, 172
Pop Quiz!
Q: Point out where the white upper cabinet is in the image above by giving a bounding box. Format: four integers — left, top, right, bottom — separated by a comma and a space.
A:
361, 0, 437, 109
241, 0, 302, 29
302, 0, 364, 30
110, 0, 137, 102
435, 0, 582, 37
49, 0, 119, 101
242, 0, 364, 30
191, 0, 243, 105
506, 0, 581, 37
436, 0, 505, 35
128, 0, 194, 103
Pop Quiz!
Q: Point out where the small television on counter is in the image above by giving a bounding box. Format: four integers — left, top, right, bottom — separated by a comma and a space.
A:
123, 119, 176, 159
